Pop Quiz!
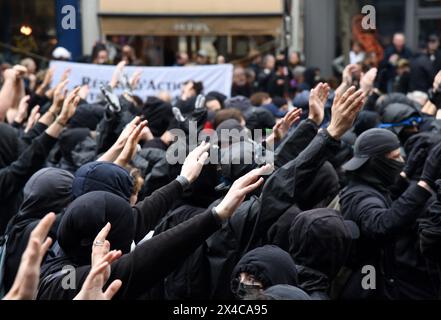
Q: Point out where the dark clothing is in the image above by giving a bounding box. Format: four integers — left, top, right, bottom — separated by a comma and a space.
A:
142, 97, 173, 137
0, 132, 57, 234
266, 205, 302, 252
132, 179, 184, 243
295, 264, 331, 300
263, 284, 311, 300
206, 128, 340, 299
0, 123, 22, 168
409, 53, 440, 92
231, 245, 298, 292
68, 103, 105, 130
72, 161, 134, 201
380, 45, 413, 92
37, 209, 221, 300
2, 168, 73, 291
267, 73, 289, 98
231, 84, 253, 98
340, 179, 435, 299
274, 119, 318, 168
150, 205, 208, 300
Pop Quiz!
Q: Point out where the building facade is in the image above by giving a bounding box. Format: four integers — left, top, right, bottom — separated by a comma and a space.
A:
0, 0, 439, 73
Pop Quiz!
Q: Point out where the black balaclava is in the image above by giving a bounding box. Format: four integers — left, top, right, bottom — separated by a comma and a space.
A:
57, 191, 135, 265
0, 123, 21, 168
231, 245, 298, 299
355, 156, 404, 191
343, 128, 402, 191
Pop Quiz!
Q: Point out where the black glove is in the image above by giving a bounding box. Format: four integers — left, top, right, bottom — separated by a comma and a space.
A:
421, 141, 441, 189
403, 147, 428, 179
429, 88, 441, 109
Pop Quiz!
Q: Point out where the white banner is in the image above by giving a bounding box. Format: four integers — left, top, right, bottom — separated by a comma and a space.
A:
49, 61, 233, 103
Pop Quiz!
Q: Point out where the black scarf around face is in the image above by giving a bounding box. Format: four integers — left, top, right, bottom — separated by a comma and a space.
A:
354, 156, 404, 192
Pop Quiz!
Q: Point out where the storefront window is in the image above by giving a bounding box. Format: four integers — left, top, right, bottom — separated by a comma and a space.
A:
0, 0, 56, 64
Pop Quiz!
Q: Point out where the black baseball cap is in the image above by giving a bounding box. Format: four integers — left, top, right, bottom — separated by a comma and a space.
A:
342, 128, 400, 171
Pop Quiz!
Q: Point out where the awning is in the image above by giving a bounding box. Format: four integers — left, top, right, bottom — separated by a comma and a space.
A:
100, 16, 283, 37
99, 0, 283, 16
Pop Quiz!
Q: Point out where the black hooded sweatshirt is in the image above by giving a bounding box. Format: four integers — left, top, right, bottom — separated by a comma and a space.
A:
37, 191, 222, 300
1, 168, 74, 292
72, 161, 187, 243
288, 209, 356, 300
206, 126, 341, 299
340, 166, 434, 299
231, 245, 298, 295
0, 124, 57, 234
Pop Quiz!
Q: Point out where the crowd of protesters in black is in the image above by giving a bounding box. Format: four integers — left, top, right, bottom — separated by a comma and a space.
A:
0, 30, 441, 301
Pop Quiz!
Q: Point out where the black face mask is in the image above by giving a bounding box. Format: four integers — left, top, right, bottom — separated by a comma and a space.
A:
360, 156, 404, 190
235, 282, 262, 300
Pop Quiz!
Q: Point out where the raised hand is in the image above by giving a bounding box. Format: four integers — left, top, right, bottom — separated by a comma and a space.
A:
342, 64, 359, 88
3, 65, 27, 84
360, 68, 378, 94
327, 86, 366, 140
78, 84, 90, 100
114, 120, 148, 167
46, 68, 71, 100
214, 164, 273, 221
98, 116, 141, 162
49, 79, 69, 116
24, 105, 41, 133
180, 141, 210, 183
272, 107, 302, 143
129, 69, 143, 90
14, 95, 30, 124
36, 68, 54, 96
56, 86, 81, 126
309, 82, 330, 126
3, 213, 56, 300
110, 61, 127, 89
433, 70, 441, 93
12, 65, 28, 79
74, 223, 122, 300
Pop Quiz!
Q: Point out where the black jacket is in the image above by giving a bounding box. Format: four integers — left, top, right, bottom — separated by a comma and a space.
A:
1, 168, 73, 293
0, 132, 57, 234
340, 178, 436, 299
206, 127, 341, 299
37, 210, 222, 300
